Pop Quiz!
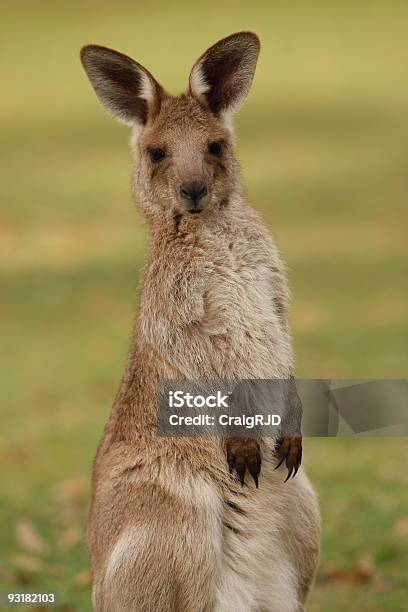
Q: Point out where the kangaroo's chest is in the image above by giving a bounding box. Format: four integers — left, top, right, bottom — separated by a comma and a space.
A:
202, 250, 275, 333
199, 238, 286, 375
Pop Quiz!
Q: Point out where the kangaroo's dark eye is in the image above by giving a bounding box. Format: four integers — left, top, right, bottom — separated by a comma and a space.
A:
148, 148, 166, 163
208, 140, 224, 157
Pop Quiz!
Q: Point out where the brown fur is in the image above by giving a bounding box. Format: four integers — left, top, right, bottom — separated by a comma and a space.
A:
81, 32, 320, 611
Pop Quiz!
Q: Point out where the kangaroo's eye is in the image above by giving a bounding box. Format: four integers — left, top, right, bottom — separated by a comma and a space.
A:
148, 148, 166, 163
208, 140, 224, 157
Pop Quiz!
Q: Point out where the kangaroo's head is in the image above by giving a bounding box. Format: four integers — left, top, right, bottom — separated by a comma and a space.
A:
81, 32, 260, 221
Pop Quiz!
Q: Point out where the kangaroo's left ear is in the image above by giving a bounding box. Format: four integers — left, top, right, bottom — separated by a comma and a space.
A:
189, 31, 260, 119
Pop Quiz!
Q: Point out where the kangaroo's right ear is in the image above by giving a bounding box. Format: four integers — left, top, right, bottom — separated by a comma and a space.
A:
80, 45, 164, 126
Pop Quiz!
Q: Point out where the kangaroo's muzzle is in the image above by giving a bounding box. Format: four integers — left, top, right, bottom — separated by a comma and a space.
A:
179, 180, 208, 213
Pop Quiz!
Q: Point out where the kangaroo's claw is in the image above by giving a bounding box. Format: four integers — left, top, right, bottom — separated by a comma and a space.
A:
226, 438, 261, 487
275, 437, 302, 482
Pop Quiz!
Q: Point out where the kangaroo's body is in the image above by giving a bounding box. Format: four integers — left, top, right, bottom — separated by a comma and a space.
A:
81, 33, 320, 612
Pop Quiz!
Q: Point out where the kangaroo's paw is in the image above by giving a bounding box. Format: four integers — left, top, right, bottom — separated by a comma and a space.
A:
225, 438, 261, 487
275, 436, 302, 482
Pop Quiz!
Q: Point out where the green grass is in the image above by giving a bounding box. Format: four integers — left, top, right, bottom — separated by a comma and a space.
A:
1, 1, 407, 610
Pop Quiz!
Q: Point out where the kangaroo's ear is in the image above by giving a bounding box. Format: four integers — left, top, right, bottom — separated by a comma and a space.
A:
189, 32, 260, 118
80, 45, 164, 126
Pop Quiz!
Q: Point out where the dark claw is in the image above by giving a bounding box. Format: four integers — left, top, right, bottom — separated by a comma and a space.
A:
284, 466, 293, 482
274, 457, 285, 470
247, 457, 260, 488
225, 439, 262, 487
275, 437, 303, 483
236, 459, 246, 486
293, 449, 301, 478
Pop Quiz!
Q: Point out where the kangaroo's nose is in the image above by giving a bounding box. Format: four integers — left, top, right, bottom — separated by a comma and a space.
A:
179, 181, 208, 211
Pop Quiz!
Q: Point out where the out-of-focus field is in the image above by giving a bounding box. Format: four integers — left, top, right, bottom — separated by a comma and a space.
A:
1, 1, 407, 610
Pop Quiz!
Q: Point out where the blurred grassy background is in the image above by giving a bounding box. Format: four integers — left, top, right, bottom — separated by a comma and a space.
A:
1, 1, 407, 610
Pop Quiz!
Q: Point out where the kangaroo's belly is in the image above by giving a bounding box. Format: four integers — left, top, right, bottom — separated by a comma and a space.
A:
91, 450, 318, 612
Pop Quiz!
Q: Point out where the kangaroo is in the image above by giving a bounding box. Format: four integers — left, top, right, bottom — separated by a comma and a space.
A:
81, 32, 320, 612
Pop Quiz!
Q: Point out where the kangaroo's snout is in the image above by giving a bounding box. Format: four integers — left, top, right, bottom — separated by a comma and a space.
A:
179, 180, 208, 213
